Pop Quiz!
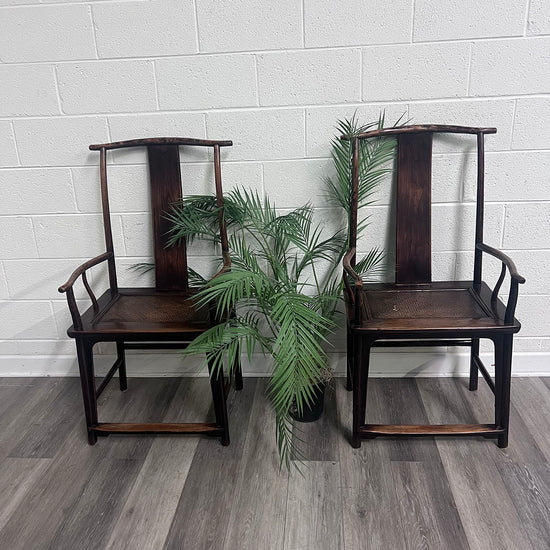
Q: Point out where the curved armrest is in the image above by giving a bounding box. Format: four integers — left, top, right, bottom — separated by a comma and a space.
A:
476, 243, 525, 324
476, 243, 525, 284
343, 248, 363, 288
58, 252, 113, 293
210, 251, 231, 282
58, 252, 113, 331
343, 248, 363, 325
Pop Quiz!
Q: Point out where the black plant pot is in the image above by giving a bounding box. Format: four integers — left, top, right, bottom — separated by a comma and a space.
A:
289, 383, 326, 423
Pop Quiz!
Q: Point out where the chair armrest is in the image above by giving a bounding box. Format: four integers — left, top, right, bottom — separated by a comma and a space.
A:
476, 243, 525, 324
58, 252, 113, 331
476, 243, 525, 284
343, 248, 363, 288
58, 252, 113, 293
343, 248, 363, 325
210, 251, 232, 281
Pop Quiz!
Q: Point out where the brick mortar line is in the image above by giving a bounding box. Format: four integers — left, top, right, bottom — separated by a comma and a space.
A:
3, 94, 550, 122
1, 34, 550, 67
6, 148, 550, 172
191, 0, 201, 53
523, 0, 532, 36
88, 3, 100, 60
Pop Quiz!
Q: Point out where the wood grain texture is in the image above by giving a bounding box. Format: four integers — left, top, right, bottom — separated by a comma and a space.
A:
291, 382, 340, 462
0, 458, 51, 532
284, 462, 344, 550
510, 377, 550, 459
497, 462, 550, 550
447, 376, 546, 465
336, 381, 408, 550
370, 378, 442, 463
391, 461, 469, 550
1, 377, 549, 550
417, 378, 534, 550
162, 379, 257, 550
223, 380, 288, 550
147, 144, 188, 291
105, 378, 212, 550
0, 378, 62, 457
396, 132, 433, 284
99, 377, 179, 461
49, 458, 142, 550
8, 378, 82, 458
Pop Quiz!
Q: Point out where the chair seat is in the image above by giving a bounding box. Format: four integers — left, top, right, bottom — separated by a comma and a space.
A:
68, 288, 210, 337
351, 281, 520, 335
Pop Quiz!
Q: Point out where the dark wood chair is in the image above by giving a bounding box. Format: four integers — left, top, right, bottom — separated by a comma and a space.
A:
59, 137, 243, 446
343, 125, 525, 449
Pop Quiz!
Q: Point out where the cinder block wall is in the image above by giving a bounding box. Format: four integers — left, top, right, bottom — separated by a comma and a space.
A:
1, 0, 549, 376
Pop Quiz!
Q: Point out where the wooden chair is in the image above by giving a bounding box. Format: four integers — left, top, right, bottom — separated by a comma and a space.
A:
59, 137, 243, 446
343, 125, 525, 449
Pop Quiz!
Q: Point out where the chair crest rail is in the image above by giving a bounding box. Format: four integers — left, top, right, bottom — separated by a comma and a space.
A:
89, 137, 232, 151
340, 124, 497, 141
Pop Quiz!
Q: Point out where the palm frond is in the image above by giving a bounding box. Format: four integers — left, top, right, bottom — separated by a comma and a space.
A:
325, 111, 406, 240
128, 262, 154, 273
164, 195, 221, 246
183, 313, 271, 377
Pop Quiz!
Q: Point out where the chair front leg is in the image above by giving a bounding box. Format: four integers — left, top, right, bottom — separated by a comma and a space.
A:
494, 335, 514, 448
352, 336, 372, 449
76, 339, 98, 445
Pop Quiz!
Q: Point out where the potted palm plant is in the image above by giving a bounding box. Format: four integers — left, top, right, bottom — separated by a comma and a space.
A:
166, 114, 399, 468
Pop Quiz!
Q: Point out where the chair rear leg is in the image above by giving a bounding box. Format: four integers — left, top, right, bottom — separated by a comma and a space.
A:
230, 308, 243, 391
469, 338, 479, 391
76, 339, 98, 445
494, 335, 513, 448
352, 336, 372, 448
116, 341, 128, 392
234, 359, 243, 391
346, 328, 354, 391
208, 359, 230, 446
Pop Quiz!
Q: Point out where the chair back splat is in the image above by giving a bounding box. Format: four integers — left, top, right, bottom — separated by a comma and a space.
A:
395, 132, 433, 284
147, 144, 188, 290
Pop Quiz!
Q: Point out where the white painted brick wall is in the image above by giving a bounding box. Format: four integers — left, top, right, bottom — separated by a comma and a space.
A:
512, 98, 550, 150
362, 43, 471, 101
413, 1, 525, 41
257, 49, 361, 106
0, 121, 19, 166
528, 0, 550, 35
470, 37, 550, 97
195, 0, 303, 53
92, 0, 197, 58
304, 0, 411, 48
156, 55, 258, 110
0, 169, 76, 214
0, 65, 60, 116
0, 4, 96, 62
13, 117, 110, 166
0, 0, 548, 376
57, 61, 158, 114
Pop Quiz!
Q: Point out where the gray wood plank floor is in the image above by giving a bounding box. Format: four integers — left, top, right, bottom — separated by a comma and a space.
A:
1, 376, 549, 550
